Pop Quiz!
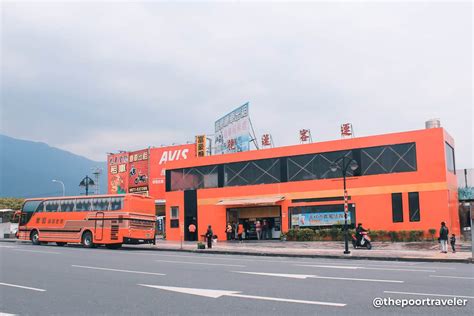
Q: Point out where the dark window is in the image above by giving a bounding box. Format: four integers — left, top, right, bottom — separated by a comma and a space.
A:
408, 192, 420, 222
60, 200, 75, 212
170, 219, 179, 228
361, 143, 416, 176
75, 199, 91, 212
445, 142, 455, 173
45, 201, 60, 212
110, 198, 123, 211
224, 158, 280, 187
170, 206, 179, 219
391, 193, 403, 222
22, 200, 43, 213
170, 165, 218, 191
92, 198, 110, 211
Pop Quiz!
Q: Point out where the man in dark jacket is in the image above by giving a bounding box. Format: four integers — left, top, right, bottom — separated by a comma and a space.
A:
206, 225, 213, 249
355, 223, 367, 246
439, 222, 449, 253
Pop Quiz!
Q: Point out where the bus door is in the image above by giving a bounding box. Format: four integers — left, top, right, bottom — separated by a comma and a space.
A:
94, 212, 105, 241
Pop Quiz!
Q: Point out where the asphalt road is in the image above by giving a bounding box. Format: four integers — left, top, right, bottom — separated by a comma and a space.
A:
1, 242, 473, 316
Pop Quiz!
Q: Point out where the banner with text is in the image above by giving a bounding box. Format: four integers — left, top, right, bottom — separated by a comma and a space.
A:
291, 211, 352, 227
128, 149, 150, 194
214, 102, 251, 154
107, 153, 129, 194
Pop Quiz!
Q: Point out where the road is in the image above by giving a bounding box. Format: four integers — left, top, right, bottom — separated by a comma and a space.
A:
1, 242, 473, 315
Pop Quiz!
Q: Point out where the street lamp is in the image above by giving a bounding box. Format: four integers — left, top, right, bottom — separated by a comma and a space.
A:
330, 157, 359, 255
52, 179, 65, 196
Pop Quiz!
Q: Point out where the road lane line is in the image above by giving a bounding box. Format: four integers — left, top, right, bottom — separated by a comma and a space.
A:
232, 271, 404, 283
0, 245, 17, 248
71, 265, 165, 276
12, 249, 60, 254
295, 264, 435, 272
154, 259, 245, 267
429, 275, 474, 280
228, 293, 346, 306
0, 282, 46, 292
384, 291, 474, 299
0, 312, 17, 316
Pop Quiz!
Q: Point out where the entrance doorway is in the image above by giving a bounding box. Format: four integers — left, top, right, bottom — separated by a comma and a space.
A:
226, 206, 281, 240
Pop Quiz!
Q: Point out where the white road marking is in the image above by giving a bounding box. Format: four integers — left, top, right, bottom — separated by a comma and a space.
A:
0, 312, 17, 316
0, 282, 46, 292
429, 275, 474, 280
138, 284, 346, 306
296, 264, 435, 272
71, 265, 165, 276
154, 259, 245, 267
384, 291, 474, 299
12, 249, 60, 254
232, 271, 404, 283
0, 245, 16, 248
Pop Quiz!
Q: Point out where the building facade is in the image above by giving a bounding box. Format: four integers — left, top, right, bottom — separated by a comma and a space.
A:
164, 127, 459, 241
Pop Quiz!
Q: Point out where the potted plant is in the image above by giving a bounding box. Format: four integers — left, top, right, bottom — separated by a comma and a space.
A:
197, 242, 205, 249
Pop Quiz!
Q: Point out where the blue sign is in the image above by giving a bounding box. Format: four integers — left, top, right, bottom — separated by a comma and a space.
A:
291, 211, 351, 227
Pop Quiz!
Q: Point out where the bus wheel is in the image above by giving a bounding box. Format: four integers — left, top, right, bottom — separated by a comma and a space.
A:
105, 243, 122, 249
82, 231, 95, 248
30, 230, 40, 245
56, 242, 67, 246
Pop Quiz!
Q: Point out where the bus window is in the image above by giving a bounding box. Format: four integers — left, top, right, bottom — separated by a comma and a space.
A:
45, 200, 60, 212
76, 199, 91, 212
20, 200, 43, 225
93, 198, 109, 211
61, 200, 75, 212
110, 198, 123, 211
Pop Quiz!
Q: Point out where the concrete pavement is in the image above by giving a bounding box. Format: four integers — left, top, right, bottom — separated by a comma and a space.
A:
1, 242, 473, 315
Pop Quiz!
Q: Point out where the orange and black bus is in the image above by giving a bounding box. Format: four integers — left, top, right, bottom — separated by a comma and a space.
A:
16, 194, 155, 249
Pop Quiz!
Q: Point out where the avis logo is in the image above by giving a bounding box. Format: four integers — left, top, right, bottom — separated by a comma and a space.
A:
159, 149, 189, 164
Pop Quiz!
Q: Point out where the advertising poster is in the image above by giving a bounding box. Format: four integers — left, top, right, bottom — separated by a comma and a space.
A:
291, 211, 352, 227
107, 153, 129, 194
214, 102, 251, 154
128, 149, 149, 194
148, 144, 196, 199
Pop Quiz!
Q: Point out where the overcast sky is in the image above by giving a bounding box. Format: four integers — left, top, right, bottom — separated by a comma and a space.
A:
1, 1, 472, 167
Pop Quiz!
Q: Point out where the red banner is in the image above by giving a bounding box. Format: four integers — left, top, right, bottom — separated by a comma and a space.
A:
107, 153, 129, 194
128, 149, 150, 194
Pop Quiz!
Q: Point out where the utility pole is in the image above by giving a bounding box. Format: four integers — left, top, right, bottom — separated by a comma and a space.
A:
91, 167, 103, 195
79, 176, 95, 196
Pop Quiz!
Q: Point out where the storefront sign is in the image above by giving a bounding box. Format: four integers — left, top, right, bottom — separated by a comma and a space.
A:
107, 153, 128, 194
214, 102, 251, 154
291, 212, 352, 227
299, 129, 311, 143
261, 134, 271, 147
341, 123, 353, 138
196, 135, 207, 157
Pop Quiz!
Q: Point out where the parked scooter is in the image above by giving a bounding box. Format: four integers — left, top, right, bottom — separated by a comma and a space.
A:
351, 231, 372, 249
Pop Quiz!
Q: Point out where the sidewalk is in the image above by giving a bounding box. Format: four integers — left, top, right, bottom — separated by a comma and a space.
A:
138, 239, 473, 263
2, 238, 472, 263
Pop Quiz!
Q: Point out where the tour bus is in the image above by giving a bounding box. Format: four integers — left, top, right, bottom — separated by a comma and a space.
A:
16, 194, 156, 249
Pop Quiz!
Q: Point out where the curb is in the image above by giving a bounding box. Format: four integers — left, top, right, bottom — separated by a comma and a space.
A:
126, 246, 474, 264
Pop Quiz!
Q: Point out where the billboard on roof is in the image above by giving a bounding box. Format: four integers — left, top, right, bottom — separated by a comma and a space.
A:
214, 102, 251, 155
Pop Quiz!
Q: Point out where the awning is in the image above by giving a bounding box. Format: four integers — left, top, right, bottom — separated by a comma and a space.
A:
216, 196, 285, 206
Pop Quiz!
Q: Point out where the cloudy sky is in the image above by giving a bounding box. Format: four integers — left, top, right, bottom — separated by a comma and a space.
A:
1, 1, 472, 167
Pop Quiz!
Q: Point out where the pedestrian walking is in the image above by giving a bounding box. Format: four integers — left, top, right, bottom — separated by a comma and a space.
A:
450, 234, 456, 253
237, 222, 244, 242
255, 220, 262, 240
226, 223, 233, 241
188, 222, 196, 241
262, 220, 268, 240
206, 225, 213, 249
439, 221, 449, 253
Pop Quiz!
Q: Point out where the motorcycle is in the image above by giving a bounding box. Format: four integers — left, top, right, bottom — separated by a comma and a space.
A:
351, 231, 372, 250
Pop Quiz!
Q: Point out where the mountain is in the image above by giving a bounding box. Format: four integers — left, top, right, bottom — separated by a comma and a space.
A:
0, 134, 107, 198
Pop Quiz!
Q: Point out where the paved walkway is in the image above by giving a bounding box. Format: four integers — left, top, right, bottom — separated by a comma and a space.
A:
131, 239, 473, 263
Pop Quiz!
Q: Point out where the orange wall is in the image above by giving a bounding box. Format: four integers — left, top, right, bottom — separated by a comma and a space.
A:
165, 128, 460, 241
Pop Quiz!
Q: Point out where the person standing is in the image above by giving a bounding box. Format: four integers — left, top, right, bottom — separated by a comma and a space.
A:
450, 234, 456, 253
439, 222, 449, 253
206, 225, 213, 249
188, 222, 196, 241
226, 223, 233, 241
237, 222, 244, 242
262, 220, 267, 240
255, 220, 262, 240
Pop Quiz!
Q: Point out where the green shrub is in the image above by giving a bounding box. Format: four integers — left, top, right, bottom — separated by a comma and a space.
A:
408, 230, 424, 242
329, 227, 340, 240
319, 229, 328, 239
313, 230, 321, 241
388, 231, 399, 242
296, 228, 315, 241
286, 229, 298, 241
377, 230, 388, 241
428, 228, 437, 241
398, 230, 409, 242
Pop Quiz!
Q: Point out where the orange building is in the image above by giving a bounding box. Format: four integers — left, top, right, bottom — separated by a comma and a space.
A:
164, 127, 459, 241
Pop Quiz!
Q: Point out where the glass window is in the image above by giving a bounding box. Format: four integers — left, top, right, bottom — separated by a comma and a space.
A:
110, 197, 123, 211
361, 143, 416, 176
391, 193, 403, 223
45, 200, 60, 212
170, 165, 218, 191
408, 192, 420, 222
22, 200, 43, 213
60, 200, 75, 212
170, 206, 179, 219
224, 158, 280, 187
445, 142, 455, 173
92, 198, 110, 211
75, 199, 91, 212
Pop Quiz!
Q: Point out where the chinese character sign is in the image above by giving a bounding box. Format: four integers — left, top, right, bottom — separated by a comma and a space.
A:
261, 134, 271, 147
341, 123, 353, 137
299, 129, 311, 142
195, 135, 207, 157
214, 103, 251, 154
128, 149, 149, 195
291, 212, 352, 227
107, 153, 128, 194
